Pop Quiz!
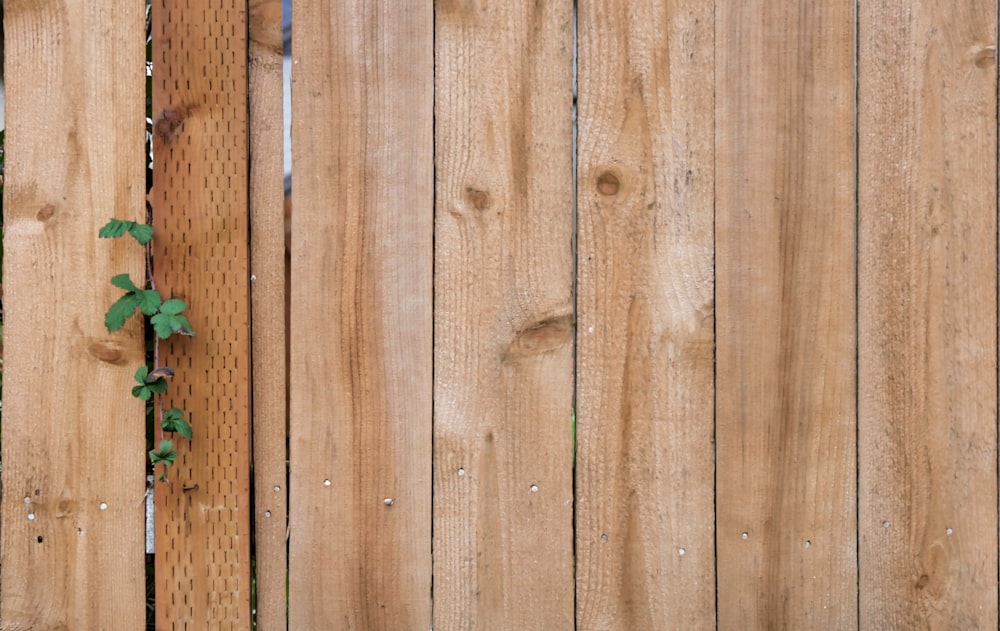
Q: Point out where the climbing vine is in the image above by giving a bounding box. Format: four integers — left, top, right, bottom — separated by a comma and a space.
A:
100, 216, 194, 482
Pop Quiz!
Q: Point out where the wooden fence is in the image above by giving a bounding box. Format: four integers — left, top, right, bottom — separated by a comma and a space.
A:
0, 0, 997, 629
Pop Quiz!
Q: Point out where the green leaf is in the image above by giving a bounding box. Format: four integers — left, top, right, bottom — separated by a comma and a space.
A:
149, 440, 176, 466
131, 366, 167, 400
128, 223, 154, 245
105, 294, 140, 332
110, 273, 140, 292
151, 311, 195, 339
158, 298, 188, 316
99, 218, 132, 239
162, 407, 193, 440
136, 289, 162, 316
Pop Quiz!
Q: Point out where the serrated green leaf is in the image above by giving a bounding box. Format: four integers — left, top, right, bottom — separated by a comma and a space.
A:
128, 223, 154, 245
134, 366, 149, 384
137, 289, 162, 315
132, 383, 153, 400
148, 379, 168, 394
99, 218, 132, 239
149, 440, 176, 466
106, 294, 140, 332
151, 311, 194, 339
159, 299, 188, 316
162, 408, 193, 440
110, 273, 140, 292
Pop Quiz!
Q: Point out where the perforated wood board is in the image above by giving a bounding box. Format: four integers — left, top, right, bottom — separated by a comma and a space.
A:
151, 1, 252, 627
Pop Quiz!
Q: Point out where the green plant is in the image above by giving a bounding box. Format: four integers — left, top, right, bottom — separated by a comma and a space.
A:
100, 217, 194, 482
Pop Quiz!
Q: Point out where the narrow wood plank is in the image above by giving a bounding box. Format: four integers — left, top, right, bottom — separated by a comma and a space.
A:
574, 1, 715, 628
288, 3, 433, 628
857, 3, 998, 627
715, 1, 857, 628
0, 1, 146, 628
248, 0, 288, 628
151, 0, 253, 626
434, 2, 575, 628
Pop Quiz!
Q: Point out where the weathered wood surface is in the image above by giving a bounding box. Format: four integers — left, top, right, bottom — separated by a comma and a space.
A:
0, 1, 147, 628
715, 1, 858, 628
858, 2, 998, 628
151, 0, 253, 626
434, 1, 576, 628
248, 0, 288, 629
288, 2, 433, 628
575, 1, 715, 628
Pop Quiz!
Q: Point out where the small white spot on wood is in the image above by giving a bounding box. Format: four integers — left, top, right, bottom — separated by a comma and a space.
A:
945, 527, 953, 535
530, 485, 539, 493
23, 497, 30, 505
600, 534, 608, 542
678, 548, 686, 556
27, 513, 35, 521
323, 479, 331, 487
264, 511, 271, 518
273, 485, 281, 493
804, 540, 812, 549
458, 468, 466, 476
99, 502, 108, 511
250, 274, 257, 282
882, 520, 890, 529
384, 498, 394, 506
741, 532, 748, 540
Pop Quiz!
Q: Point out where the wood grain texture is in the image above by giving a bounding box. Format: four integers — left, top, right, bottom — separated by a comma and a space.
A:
288, 2, 433, 628
433, 2, 575, 629
248, 0, 288, 628
574, 1, 715, 629
715, 1, 857, 628
0, 1, 146, 629
857, 2, 998, 628
151, 0, 253, 627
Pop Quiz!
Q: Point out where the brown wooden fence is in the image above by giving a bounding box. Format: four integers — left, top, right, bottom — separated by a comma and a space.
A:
0, 0, 997, 629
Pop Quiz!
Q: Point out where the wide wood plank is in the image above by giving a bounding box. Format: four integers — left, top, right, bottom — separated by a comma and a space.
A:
715, 1, 857, 628
574, 1, 715, 628
288, 2, 433, 628
0, 1, 146, 628
857, 2, 998, 627
248, 0, 287, 629
151, 0, 253, 626
433, 1, 575, 628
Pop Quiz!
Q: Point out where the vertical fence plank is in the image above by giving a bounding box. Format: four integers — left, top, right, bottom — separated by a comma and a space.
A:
715, 1, 857, 628
151, 0, 253, 626
248, 0, 288, 628
288, 2, 433, 628
434, 1, 575, 628
857, 2, 998, 627
0, 1, 146, 628
574, 1, 715, 628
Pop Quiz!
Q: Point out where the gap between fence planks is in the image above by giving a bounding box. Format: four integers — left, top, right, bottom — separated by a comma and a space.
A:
0, 2, 147, 628
288, 2, 433, 628
574, 1, 715, 628
858, 2, 999, 627
248, 0, 288, 629
151, 0, 253, 626
434, 2, 576, 628
715, 1, 857, 628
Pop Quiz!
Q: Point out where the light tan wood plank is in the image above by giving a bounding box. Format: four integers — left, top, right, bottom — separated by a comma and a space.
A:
288, 2, 433, 628
715, 1, 857, 628
857, 2, 998, 627
433, 1, 575, 628
0, 1, 146, 628
248, 0, 287, 629
574, 1, 715, 628
151, 0, 253, 626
